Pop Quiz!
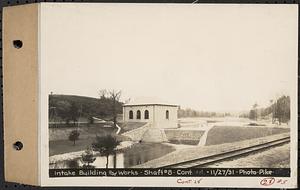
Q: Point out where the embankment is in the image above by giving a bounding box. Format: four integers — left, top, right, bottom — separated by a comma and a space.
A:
205, 126, 290, 145
164, 129, 205, 145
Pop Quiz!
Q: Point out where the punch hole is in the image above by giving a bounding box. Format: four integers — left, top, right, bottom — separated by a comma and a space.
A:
13, 40, 23, 49
13, 141, 23, 151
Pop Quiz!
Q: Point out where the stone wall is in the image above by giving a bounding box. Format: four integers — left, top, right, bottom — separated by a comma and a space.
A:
122, 123, 150, 141
123, 125, 205, 144
141, 128, 168, 143
164, 129, 205, 141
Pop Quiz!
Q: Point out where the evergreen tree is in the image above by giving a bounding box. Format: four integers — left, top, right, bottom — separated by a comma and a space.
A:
92, 135, 120, 169
68, 130, 80, 145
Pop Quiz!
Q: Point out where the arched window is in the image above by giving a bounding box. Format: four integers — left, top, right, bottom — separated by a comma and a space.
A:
144, 110, 149, 119
129, 110, 133, 119
166, 110, 169, 119
136, 110, 141, 119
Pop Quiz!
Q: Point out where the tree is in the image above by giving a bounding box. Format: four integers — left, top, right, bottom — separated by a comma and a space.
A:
81, 147, 96, 168
247, 95, 290, 125
49, 94, 124, 123
92, 134, 120, 169
249, 109, 257, 120
69, 102, 81, 124
55, 100, 72, 124
108, 90, 122, 128
274, 96, 290, 125
249, 103, 258, 120
69, 130, 80, 145
99, 89, 107, 100
269, 99, 275, 123
51, 100, 81, 125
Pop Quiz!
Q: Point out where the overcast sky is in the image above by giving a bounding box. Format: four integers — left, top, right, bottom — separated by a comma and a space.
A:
42, 3, 297, 112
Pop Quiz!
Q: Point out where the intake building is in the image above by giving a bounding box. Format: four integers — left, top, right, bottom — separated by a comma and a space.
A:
123, 97, 179, 129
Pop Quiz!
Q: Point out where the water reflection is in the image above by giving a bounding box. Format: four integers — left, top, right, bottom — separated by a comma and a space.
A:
50, 143, 175, 169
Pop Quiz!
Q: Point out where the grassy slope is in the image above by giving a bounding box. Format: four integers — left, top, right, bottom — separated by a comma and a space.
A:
49, 125, 123, 156
49, 138, 94, 156
206, 126, 290, 145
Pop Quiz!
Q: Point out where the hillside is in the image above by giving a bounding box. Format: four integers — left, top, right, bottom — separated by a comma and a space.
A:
49, 94, 123, 123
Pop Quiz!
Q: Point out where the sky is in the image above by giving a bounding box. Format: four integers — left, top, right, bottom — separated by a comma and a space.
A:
41, 4, 298, 112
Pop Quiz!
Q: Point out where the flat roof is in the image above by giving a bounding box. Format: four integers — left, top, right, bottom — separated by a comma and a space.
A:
123, 103, 179, 107
123, 97, 178, 107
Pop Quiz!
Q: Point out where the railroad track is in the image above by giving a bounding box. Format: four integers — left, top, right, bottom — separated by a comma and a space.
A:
162, 136, 290, 168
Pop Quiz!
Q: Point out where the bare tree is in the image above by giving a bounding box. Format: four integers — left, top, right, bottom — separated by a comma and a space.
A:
109, 90, 122, 128
99, 89, 107, 100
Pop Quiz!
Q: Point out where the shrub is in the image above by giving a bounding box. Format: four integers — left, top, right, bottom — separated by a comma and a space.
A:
68, 130, 80, 145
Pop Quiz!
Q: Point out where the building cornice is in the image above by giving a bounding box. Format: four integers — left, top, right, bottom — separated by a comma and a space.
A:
123, 104, 179, 107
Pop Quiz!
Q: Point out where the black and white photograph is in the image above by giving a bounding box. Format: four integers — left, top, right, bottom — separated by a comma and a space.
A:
46, 4, 296, 172
1, 1, 297, 188
49, 91, 292, 170
36, 3, 297, 188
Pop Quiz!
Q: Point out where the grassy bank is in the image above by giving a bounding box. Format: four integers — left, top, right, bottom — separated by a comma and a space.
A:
49, 125, 121, 156
49, 138, 95, 156
206, 126, 290, 145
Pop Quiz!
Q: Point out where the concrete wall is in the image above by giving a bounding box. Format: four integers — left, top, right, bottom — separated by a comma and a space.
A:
164, 129, 205, 141
122, 123, 168, 143
141, 128, 168, 143
123, 105, 154, 122
153, 105, 178, 129
122, 123, 150, 141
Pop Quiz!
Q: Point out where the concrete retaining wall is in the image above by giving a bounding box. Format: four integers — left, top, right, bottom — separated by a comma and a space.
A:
122, 123, 150, 141
164, 129, 205, 141
141, 128, 168, 143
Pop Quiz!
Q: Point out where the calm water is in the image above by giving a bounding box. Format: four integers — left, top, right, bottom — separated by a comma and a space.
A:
50, 143, 175, 169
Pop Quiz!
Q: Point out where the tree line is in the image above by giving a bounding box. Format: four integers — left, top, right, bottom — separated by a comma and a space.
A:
49, 90, 123, 125
178, 108, 231, 118
241, 95, 290, 125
